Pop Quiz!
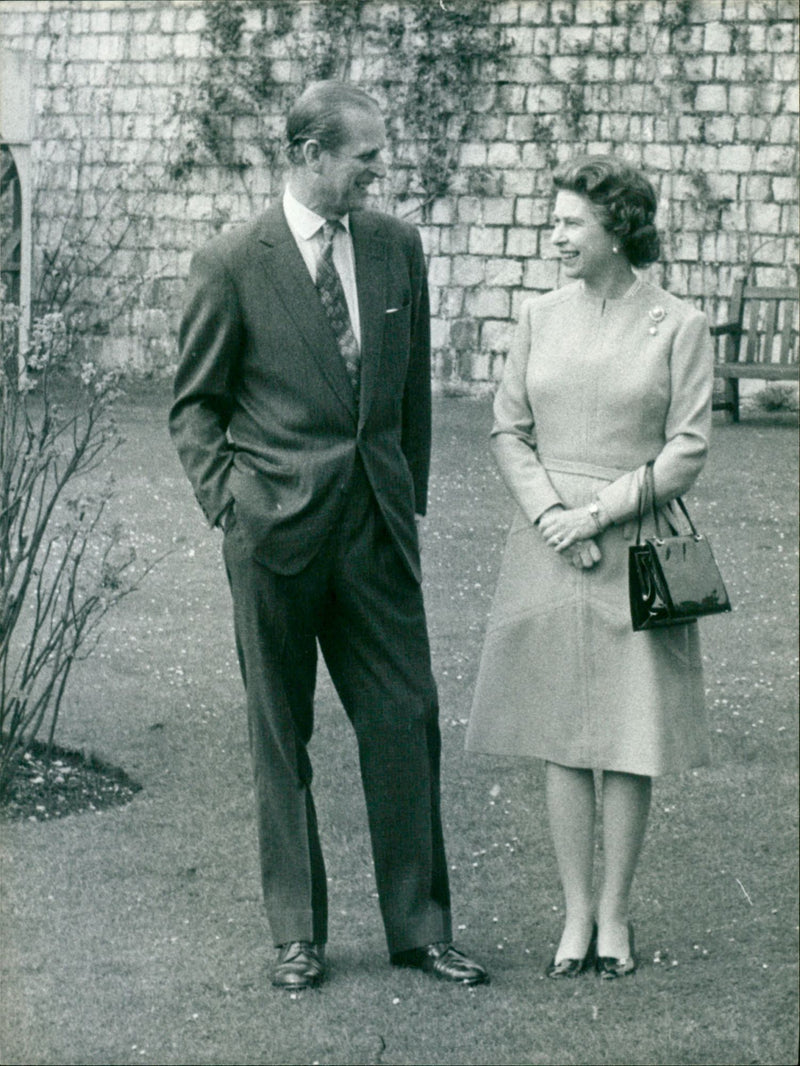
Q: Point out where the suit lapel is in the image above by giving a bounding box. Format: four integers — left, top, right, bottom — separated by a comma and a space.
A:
351, 213, 387, 425
256, 205, 357, 420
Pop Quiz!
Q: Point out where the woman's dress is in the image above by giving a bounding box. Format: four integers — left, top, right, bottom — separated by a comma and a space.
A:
466, 278, 714, 776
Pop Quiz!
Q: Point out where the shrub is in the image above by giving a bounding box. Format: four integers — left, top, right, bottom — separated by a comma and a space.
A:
0, 293, 153, 799
753, 383, 799, 413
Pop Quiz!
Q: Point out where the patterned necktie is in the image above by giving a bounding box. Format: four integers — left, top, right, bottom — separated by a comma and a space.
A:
315, 221, 361, 396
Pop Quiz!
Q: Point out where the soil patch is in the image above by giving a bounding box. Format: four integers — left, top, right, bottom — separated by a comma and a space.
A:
1, 739, 141, 822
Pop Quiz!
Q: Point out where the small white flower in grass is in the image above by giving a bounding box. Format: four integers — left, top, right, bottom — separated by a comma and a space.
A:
392, 997, 400, 1005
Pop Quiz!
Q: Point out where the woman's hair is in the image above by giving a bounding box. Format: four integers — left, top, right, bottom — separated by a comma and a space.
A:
552, 155, 661, 268
286, 81, 380, 164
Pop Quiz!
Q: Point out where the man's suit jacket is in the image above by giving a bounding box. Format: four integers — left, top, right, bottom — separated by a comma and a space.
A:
169, 201, 432, 581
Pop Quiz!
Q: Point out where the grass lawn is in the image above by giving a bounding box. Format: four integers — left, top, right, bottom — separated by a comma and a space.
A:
1, 389, 797, 1066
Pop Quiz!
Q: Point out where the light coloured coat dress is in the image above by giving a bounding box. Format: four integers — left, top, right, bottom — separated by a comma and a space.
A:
466, 277, 715, 776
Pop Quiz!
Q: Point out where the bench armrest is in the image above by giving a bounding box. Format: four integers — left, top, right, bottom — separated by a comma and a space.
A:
710, 322, 741, 337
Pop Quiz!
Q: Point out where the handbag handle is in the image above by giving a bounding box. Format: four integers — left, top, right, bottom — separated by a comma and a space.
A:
635, 460, 700, 545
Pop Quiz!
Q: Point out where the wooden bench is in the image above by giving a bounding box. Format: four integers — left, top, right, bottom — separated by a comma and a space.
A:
710, 278, 799, 421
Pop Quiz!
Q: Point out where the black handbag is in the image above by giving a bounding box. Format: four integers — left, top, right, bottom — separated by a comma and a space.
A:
628, 461, 731, 631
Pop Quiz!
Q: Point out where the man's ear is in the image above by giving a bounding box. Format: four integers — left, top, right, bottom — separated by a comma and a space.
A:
302, 139, 323, 171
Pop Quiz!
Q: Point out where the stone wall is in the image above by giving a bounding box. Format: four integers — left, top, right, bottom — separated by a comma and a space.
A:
1, 0, 797, 380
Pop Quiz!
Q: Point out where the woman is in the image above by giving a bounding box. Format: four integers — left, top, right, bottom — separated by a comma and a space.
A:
466, 155, 714, 979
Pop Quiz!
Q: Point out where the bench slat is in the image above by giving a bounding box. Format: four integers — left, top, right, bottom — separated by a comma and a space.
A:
780, 301, 797, 362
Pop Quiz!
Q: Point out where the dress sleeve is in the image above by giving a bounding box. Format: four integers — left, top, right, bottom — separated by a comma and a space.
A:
595, 306, 714, 522
490, 300, 563, 525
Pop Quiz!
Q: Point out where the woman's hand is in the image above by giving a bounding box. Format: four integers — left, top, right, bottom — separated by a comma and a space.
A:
538, 504, 602, 568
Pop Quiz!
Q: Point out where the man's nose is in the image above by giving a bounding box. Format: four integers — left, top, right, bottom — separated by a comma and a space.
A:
370, 154, 387, 179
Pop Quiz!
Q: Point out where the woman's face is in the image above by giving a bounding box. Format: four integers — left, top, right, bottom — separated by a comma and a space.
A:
551, 190, 619, 285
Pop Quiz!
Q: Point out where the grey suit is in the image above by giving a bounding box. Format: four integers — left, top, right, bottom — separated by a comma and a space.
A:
170, 203, 452, 953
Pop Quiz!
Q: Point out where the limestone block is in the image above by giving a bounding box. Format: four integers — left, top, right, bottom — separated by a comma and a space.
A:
526, 84, 564, 113
575, 0, 612, 24
714, 55, 746, 80
469, 350, 491, 381
505, 228, 537, 258
504, 25, 535, 53
695, 84, 728, 111
487, 143, 520, 168
484, 199, 514, 226
492, 1, 522, 25
468, 227, 504, 256
174, 34, 201, 59
452, 256, 486, 287
747, 203, 782, 231
718, 144, 754, 171
519, 1, 549, 25
450, 318, 480, 351
430, 318, 449, 349
427, 256, 451, 287
498, 84, 526, 111
532, 26, 558, 54
459, 143, 488, 168
754, 145, 796, 173
772, 177, 798, 202
442, 288, 464, 317
486, 258, 523, 287
506, 114, 537, 141
457, 197, 483, 224
766, 21, 797, 52
522, 259, 558, 290
480, 319, 514, 354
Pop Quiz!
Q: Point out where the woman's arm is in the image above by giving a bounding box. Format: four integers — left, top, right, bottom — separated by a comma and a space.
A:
490, 300, 564, 525
539, 305, 714, 555
595, 308, 714, 522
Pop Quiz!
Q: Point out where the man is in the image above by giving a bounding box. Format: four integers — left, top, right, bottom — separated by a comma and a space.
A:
169, 82, 488, 991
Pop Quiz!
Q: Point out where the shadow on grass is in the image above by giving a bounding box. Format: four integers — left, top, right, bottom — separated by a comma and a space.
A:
1, 392, 797, 1066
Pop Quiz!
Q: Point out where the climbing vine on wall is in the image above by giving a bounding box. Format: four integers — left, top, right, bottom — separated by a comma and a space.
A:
387, 0, 509, 210
167, 0, 509, 212
168, 0, 292, 181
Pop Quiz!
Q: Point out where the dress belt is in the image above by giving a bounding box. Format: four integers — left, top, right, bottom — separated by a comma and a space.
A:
539, 456, 630, 482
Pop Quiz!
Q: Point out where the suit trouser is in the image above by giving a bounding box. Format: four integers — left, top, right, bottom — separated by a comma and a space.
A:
222, 461, 453, 954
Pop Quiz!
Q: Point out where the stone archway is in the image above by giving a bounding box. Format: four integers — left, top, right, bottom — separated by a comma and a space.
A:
0, 48, 34, 363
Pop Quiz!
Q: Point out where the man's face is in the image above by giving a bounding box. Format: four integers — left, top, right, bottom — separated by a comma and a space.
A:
313, 107, 387, 219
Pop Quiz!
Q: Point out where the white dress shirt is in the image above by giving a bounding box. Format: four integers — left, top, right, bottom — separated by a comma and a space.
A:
282, 186, 361, 349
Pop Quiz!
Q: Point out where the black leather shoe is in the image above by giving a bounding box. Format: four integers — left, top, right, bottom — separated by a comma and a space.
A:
391, 942, 490, 985
545, 922, 597, 978
596, 923, 636, 979
271, 941, 325, 990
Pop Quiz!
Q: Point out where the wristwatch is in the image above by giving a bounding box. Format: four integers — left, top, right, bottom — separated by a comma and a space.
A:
588, 499, 603, 532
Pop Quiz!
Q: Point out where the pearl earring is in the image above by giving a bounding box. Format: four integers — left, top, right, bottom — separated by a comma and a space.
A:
612, 245, 619, 254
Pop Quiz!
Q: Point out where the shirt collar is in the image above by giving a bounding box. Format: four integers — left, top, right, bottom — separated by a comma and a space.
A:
283, 186, 351, 241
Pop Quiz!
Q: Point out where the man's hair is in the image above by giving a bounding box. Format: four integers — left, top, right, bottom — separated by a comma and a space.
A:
553, 154, 661, 268
285, 81, 381, 165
